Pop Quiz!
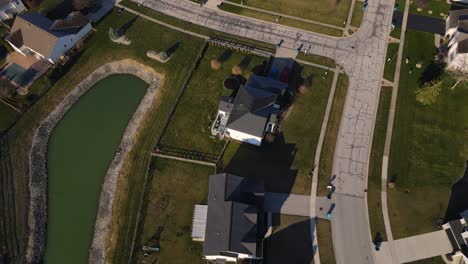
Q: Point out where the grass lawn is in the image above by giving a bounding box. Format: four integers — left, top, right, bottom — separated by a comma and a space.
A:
160, 45, 265, 154
317, 74, 348, 196
132, 158, 213, 264
367, 86, 392, 241
228, 0, 352, 27
219, 3, 343, 36
264, 214, 313, 264
8, 9, 206, 263
409, 256, 445, 263
280, 66, 336, 194
384, 43, 399, 82
390, 27, 402, 39
296, 53, 337, 69
388, 30, 468, 239
406, 0, 450, 18
222, 65, 335, 195
120, 0, 276, 53
317, 219, 335, 264
0, 102, 19, 132
350, 2, 364, 28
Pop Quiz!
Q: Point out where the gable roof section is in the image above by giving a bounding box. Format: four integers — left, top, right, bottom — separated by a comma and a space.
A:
203, 174, 264, 257
9, 12, 90, 59
246, 74, 288, 94
50, 12, 90, 33
9, 13, 58, 58
226, 85, 277, 138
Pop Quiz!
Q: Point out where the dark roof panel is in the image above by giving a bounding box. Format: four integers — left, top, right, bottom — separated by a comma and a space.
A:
203, 174, 264, 258
449, 220, 466, 249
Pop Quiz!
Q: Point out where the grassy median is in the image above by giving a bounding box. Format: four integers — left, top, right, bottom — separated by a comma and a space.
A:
367, 86, 392, 241
219, 3, 343, 37
228, 0, 352, 27
317, 74, 349, 196
384, 43, 399, 82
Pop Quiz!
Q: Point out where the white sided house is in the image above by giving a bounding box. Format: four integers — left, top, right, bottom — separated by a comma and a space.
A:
446, 10, 468, 72
0, 0, 25, 21
442, 210, 468, 264
211, 74, 287, 146
6, 12, 92, 64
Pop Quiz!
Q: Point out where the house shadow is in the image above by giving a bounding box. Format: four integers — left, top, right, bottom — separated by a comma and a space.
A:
444, 161, 468, 222
47, 0, 73, 19
223, 132, 298, 193
263, 219, 315, 264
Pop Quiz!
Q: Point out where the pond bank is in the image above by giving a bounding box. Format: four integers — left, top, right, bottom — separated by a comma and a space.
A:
26, 59, 163, 264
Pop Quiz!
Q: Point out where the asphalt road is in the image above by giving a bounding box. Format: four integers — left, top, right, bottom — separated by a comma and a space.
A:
129, 0, 395, 262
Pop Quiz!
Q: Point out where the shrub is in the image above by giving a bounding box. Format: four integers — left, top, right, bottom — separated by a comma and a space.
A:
232, 65, 243, 75
210, 59, 221, 70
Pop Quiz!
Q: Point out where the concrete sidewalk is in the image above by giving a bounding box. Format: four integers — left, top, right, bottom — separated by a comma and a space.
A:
375, 230, 453, 264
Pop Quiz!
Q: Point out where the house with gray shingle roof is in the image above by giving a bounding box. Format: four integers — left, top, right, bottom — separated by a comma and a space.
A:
191, 173, 266, 262
443, 209, 468, 263
211, 74, 287, 146
6, 12, 92, 64
0, 0, 25, 21
446, 9, 468, 72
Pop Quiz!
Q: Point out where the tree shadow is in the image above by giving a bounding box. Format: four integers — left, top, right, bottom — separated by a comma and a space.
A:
444, 161, 468, 222
418, 60, 445, 86
116, 15, 139, 37
217, 49, 232, 62
165, 41, 180, 57
263, 219, 314, 264
223, 132, 298, 193
239, 55, 252, 68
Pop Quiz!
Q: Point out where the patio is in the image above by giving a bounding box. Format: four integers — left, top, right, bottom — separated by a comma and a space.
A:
1, 52, 51, 92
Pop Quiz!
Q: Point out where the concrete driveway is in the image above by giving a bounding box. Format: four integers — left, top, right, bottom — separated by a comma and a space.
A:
264, 192, 310, 216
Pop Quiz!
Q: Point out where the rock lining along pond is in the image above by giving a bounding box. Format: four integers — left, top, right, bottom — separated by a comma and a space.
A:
26, 59, 163, 264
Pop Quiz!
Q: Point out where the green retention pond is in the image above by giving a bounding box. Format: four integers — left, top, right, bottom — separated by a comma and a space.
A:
45, 74, 147, 264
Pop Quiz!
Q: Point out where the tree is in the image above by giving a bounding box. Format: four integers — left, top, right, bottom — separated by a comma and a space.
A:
210, 59, 221, 70
415, 80, 443, 105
